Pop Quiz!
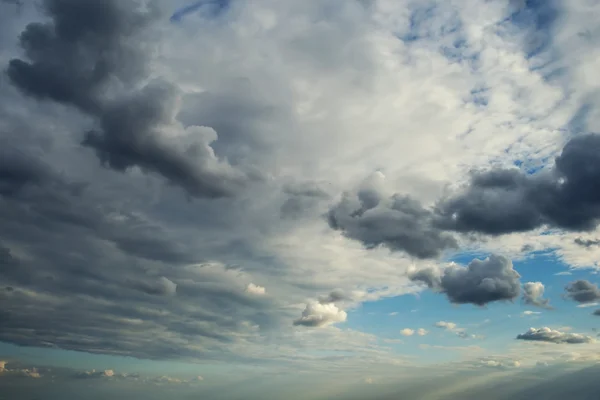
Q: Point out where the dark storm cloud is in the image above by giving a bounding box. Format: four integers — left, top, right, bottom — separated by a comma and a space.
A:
7, 0, 247, 198
564, 280, 600, 304
409, 255, 521, 306
593, 309, 600, 316
574, 238, 600, 248
435, 133, 600, 235
328, 188, 457, 259
516, 327, 594, 344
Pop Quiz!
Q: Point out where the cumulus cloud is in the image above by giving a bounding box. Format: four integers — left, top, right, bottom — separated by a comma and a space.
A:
410, 255, 521, 306
293, 302, 347, 328
245, 283, 266, 296
516, 327, 595, 344
7, 0, 248, 198
565, 280, 600, 304
327, 173, 457, 259
435, 134, 600, 235
417, 328, 428, 336
593, 309, 600, 316
522, 281, 551, 309
0, 361, 6, 372
400, 329, 415, 337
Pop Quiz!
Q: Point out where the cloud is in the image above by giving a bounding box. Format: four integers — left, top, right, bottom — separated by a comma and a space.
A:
435, 134, 600, 235
0, 0, 599, 373
564, 280, 600, 303
7, 0, 248, 198
77, 369, 117, 379
327, 173, 457, 259
574, 238, 600, 248
522, 311, 541, 316
516, 327, 595, 344
0, 361, 42, 378
480, 359, 521, 369
434, 321, 458, 331
593, 309, 600, 316
522, 282, 551, 309
417, 328, 428, 336
410, 255, 521, 306
400, 329, 415, 337
293, 302, 347, 328
576, 302, 599, 308
134, 277, 177, 296
245, 283, 266, 296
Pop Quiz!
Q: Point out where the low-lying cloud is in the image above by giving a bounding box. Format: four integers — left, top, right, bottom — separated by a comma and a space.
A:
516, 327, 594, 344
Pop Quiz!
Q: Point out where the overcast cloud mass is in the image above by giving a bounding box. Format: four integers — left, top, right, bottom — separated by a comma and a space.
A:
2, 0, 600, 399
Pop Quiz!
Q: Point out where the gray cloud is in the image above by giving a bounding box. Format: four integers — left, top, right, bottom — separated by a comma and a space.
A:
593, 309, 600, 316
328, 179, 457, 259
410, 255, 521, 306
516, 327, 594, 344
574, 238, 600, 248
564, 280, 600, 304
7, 0, 247, 198
522, 281, 551, 309
435, 134, 600, 234
0, 150, 279, 360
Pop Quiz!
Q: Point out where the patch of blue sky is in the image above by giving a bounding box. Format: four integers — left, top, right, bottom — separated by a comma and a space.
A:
345, 251, 598, 360
170, 0, 230, 23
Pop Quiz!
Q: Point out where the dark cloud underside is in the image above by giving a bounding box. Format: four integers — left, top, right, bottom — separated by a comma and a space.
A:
409, 255, 521, 306
7, 0, 247, 198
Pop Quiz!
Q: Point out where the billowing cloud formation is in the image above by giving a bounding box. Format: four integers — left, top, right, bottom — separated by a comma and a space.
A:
328, 173, 457, 259
435, 134, 600, 235
410, 255, 521, 306
293, 302, 347, 328
400, 328, 415, 336
564, 280, 600, 304
522, 282, 551, 309
517, 327, 594, 344
7, 0, 247, 198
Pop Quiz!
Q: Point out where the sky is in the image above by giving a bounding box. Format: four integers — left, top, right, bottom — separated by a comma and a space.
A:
1, 0, 600, 399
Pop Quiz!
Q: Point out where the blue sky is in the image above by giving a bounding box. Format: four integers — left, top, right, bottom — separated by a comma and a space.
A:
1, 0, 600, 399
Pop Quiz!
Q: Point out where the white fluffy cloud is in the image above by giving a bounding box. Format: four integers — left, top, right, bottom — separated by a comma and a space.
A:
293, 302, 348, 328
400, 329, 415, 336
245, 283, 267, 296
